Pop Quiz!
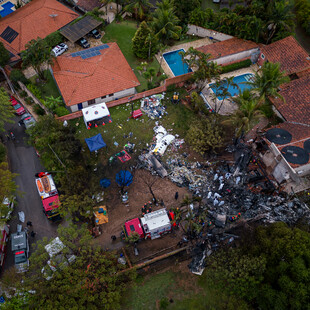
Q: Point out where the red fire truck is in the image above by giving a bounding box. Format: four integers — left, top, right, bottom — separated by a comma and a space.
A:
35, 172, 61, 221
123, 208, 172, 240
0, 224, 9, 272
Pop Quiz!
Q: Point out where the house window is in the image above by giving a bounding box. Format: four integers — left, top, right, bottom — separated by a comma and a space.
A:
88, 99, 95, 105
108, 93, 114, 97
261, 53, 265, 59
101, 95, 106, 99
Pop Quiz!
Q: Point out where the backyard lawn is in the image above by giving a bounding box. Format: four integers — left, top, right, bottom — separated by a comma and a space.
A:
29, 70, 62, 100
72, 88, 195, 164
101, 21, 163, 92
201, 0, 220, 10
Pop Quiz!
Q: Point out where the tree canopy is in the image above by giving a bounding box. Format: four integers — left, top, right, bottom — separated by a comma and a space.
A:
0, 42, 10, 67
21, 38, 54, 81
3, 223, 135, 309
0, 87, 15, 132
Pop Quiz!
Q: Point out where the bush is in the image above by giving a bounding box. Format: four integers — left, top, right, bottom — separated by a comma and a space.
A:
221, 59, 252, 74
10, 69, 28, 86
26, 84, 43, 101
24, 96, 34, 105
0, 143, 6, 162
295, 0, 310, 35
19, 90, 27, 98
54, 106, 69, 117
33, 104, 45, 116
166, 84, 176, 92
44, 31, 63, 48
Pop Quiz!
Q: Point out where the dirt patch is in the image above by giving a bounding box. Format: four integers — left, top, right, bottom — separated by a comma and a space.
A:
92, 169, 191, 250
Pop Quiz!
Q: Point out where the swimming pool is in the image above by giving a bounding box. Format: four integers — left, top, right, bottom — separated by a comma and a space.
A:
163, 49, 192, 76
0, 1, 14, 17
209, 73, 254, 100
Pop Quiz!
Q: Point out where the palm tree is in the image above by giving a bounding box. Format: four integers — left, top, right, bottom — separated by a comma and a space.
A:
124, 0, 152, 21
248, 61, 290, 103
151, 0, 182, 45
180, 47, 221, 92
210, 76, 239, 114
265, 0, 295, 44
223, 89, 264, 136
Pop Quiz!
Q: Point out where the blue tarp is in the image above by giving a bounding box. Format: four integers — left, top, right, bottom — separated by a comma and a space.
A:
85, 134, 106, 152
100, 178, 111, 188
115, 170, 133, 187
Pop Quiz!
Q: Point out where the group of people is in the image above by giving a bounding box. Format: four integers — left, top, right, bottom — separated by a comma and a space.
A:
26, 221, 36, 238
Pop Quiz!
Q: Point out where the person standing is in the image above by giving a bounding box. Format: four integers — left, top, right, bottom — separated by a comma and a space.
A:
175, 192, 179, 200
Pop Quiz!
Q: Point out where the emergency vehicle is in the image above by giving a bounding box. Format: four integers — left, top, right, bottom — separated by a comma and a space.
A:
123, 209, 172, 240
35, 172, 61, 221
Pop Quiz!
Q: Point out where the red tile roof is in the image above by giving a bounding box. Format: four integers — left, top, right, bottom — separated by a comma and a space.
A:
196, 37, 258, 60
271, 74, 310, 126
76, 0, 102, 12
260, 36, 310, 75
0, 0, 79, 59
52, 43, 140, 107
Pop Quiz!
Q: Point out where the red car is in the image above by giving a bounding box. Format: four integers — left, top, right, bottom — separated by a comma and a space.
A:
10, 96, 26, 115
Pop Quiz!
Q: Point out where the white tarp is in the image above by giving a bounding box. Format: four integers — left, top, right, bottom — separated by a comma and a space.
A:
82, 103, 110, 126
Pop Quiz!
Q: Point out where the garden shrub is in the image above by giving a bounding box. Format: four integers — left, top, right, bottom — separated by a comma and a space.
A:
44, 31, 63, 48
25, 96, 34, 105
26, 84, 43, 101
19, 90, 27, 98
54, 106, 69, 117
166, 84, 176, 92
10, 69, 28, 86
221, 59, 252, 74
33, 104, 45, 116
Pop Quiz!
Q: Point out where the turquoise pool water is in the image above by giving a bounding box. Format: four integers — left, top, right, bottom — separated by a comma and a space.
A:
163, 49, 192, 76
209, 73, 254, 100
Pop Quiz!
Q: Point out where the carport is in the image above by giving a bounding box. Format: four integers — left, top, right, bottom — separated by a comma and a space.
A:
59, 15, 102, 43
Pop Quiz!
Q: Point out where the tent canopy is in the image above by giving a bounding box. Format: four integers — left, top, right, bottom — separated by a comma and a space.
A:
116, 170, 133, 187
85, 134, 106, 152
82, 102, 110, 124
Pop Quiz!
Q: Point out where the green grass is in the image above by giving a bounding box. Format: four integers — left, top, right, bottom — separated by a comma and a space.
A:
101, 20, 163, 92
72, 88, 195, 165
201, 0, 220, 11
29, 70, 62, 100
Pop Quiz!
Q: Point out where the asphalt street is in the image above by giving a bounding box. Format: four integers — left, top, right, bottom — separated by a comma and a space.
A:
3, 116, 58, 272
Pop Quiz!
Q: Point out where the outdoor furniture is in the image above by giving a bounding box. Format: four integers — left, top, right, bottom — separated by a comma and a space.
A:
132, 109, 142, 119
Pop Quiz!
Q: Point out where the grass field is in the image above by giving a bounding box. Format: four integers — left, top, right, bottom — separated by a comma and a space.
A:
102, 21, 163, 92
72, 87, 195, 164
201, 0, 220, 10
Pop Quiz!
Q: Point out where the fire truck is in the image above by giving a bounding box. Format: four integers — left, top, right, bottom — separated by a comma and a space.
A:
0, 224, 9, 272
35, 172, 61, 221
123, 208, 172, 240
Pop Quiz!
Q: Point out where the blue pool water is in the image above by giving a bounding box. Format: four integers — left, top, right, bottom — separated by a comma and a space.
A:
163, 49, 192, 76
209, 73, 254, 100
0, 2, 14, 17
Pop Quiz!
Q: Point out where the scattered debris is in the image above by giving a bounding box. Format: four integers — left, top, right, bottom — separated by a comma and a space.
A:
140, 94, 167, 119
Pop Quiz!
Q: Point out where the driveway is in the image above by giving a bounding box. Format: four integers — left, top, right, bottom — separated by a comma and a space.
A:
3, 117, 58, 272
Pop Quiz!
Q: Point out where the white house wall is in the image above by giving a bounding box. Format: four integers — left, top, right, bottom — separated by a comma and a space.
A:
69, 87, 136, 112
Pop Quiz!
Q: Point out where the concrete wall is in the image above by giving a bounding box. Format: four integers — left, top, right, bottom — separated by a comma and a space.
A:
69, 87, 136, 112
213, 48, 259, 65
187, 24, 233, 41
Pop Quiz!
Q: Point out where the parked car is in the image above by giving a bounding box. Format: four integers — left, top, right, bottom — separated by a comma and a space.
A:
88, 29, 101, 39
52, 43, 68, 57
78, 37, 90, 49
19, 113, 36, 129
12, 103, 26, 115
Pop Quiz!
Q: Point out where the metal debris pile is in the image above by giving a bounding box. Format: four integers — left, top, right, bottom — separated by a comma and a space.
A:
140, 94, 167, 119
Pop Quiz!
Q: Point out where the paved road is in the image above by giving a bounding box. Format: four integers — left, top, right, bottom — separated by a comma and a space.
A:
3, 117, 58, 272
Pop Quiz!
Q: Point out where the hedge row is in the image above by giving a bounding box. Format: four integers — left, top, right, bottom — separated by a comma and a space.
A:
220, 59, 252, 74
295, 0, 310, 35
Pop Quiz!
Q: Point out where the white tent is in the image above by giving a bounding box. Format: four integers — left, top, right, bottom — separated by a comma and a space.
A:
82, 103, 110, 128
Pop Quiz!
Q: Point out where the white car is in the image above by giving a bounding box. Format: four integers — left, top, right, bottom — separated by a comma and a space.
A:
52, 43, 68, 57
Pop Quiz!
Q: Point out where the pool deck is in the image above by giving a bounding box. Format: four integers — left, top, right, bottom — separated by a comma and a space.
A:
0, 0, 17, 17
201, 64, 259, 115
157, 37, 213, 78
